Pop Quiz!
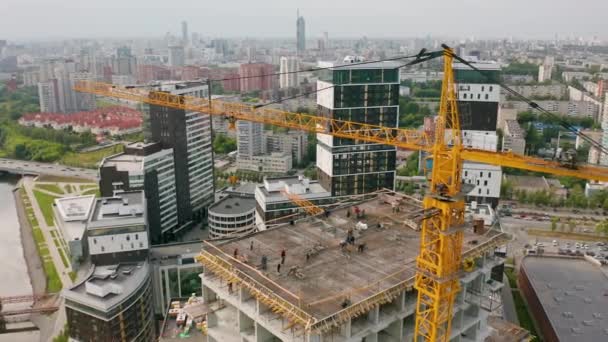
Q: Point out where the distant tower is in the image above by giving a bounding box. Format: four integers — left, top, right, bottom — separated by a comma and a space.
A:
296, 10, 306, 54
181, 20, 189, 45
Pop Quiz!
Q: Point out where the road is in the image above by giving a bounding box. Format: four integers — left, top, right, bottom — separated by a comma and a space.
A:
0, 158, 97, 180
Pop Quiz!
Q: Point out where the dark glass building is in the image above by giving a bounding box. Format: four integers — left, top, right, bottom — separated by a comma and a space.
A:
315, 61, 401, 196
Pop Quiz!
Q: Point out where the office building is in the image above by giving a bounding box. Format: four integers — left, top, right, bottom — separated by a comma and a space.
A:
53, 195, 96, 269
316, 60, 400, 196
239, 63, 274, 93
296, 11, 306, 54
99, 142, 181, 244
237, 120, 265, 158
208, 195, 256, 239
519, 256, 608, 342
38, 80, 60, 112
199, 193, 508, 342
279, 56, 299, 89
148, 82, 215, 227
502, 119, 526, 155
181, 21, 189, 45
111, 46, 137, 76
454, 58, 503, 207
63, 262, 154, 342
265, 130, 308, 165
86, 191, 149, 265
168, 45, 185, 67
254, 176, 331, 230
236, 152, 292, 174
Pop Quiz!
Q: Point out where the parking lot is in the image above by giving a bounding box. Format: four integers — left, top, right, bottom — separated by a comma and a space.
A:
525, 238, 608, 263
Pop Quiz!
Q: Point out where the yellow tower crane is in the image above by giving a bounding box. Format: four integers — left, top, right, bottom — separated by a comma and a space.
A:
74, 46, 608, 341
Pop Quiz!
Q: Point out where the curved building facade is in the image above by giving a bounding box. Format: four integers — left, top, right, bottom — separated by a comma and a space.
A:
64, 262, 155, 342
208, 195, 256, 239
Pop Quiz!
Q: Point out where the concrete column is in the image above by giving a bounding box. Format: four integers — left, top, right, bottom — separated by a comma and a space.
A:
364, 331, 378, 342
239, 310, 254, 333
339, 318, 352, 338
307, 333, 321, 342
207, 311, 218, 328
398, 291, 406, 312
256, 322, 274, 342
367, 305, 379, 325
202, 284, 217, 303
240, 286, 252, 303
257, 298, 270, 315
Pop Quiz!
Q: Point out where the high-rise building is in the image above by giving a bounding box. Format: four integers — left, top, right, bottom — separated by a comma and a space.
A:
99, 142, 180, 245
265, 130, 308, 165
147, 82, 214, 227
111, 46, 137, 76
238, 63, 274, 93
454, 59, 503, 207
279, 56, 299, 89
68, 72, 96, 112
168, 45, 185, 67
181, 20, 189, 45
37, 80, 60, 112
237, 120, 264, 158
316, 60, 401, 196
296, 11, 306, 54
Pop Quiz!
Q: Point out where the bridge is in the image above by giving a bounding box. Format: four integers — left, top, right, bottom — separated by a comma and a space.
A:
0, 294, 60, 333
0, 158, 98, 180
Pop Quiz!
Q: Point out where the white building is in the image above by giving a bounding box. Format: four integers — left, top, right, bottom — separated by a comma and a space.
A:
38, 80, 60, 112
502, 120, 526, 155
237, 120, 265, 158
454, 59, 503, 207
279, 56, 299, 89
208, 195, 256, 239
254, 176, 331, 230
265, 130, 308, 165
86, 191, 149, 265
236, 152, 292, 174
53, 195, 96, 269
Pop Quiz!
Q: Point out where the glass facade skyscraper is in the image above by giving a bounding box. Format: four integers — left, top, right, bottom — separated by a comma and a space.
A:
315, 62, 401, 196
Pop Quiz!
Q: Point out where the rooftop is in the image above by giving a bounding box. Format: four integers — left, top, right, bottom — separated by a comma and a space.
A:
63, 262, 149, 314
208, 195, 256, 215
521, 256, 608, 342
54, 195, 96, 241
331, 60, 403, 70
505, 120, 525, 137
101, 153, 144, 174
200, 192, 508, 325
258, 176, 330, 202
88, 191, 145, 229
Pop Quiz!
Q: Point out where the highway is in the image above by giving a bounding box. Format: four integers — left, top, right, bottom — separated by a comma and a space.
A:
0, 158, 98, 180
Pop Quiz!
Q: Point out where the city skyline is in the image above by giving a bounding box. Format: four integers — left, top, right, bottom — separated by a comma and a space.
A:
2, 0, 608, 41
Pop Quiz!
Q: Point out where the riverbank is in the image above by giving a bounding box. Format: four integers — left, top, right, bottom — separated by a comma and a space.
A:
14, 185, 46, 295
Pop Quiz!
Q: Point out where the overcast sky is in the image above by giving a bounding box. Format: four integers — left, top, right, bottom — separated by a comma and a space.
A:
3, 0, 607, 41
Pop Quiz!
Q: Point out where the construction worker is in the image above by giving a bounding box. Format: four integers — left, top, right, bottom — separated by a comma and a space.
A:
261, 255, 268, 270
233, 248, 239, 259
250, 240, 254, 251
277, 263, 281, 274
281, 249, 286, 264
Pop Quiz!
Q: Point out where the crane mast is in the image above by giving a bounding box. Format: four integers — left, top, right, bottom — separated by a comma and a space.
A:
74, 46, 608, 341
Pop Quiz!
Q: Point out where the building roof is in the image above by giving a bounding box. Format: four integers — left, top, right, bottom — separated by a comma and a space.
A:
208, 195, 256, 215
54, 195, 96, 241
88, 191, 145, 229
331, 60, 403, 70
257, 176, 331, 202
101, 153, 144, 173
521, 257, 608, 342
63, 261, 149, 315
201, 193, 508, 320
19, 106, 142, 130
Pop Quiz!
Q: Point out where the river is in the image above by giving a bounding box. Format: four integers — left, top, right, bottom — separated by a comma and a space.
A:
0, 174, 33, 297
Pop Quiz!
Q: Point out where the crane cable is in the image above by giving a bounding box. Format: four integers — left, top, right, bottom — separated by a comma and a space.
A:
445, 47, 608, 159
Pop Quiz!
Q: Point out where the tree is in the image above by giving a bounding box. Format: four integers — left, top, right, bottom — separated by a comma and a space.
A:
596, 220, 608, 236
14, 144, 28, 159
550, 217, 559, 232
567, 219, 576, 233
212, 133, 237, 154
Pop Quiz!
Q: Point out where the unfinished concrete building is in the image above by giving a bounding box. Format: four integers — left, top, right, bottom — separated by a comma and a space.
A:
196, 192, 509, 342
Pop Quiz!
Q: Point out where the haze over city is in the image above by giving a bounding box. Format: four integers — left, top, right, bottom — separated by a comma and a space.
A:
2, 0, 608, 40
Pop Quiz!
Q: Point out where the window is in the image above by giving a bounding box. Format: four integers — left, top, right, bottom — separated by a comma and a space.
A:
463, 93, 467, 99
101, 246, 105, 252
126, 235, 130, 241
93, 238, 97, 245
485, 94, 489, 100
477, 94, 481, 99
478, 188, 481, 194
480, 172, 484, 177
139, 242, 144, 248
488, 172, 492, 178
487, 189, 490, 195
489, 86, 493, 91
131, 243, 134, 249
135, 234, 139, 240
484, 180, 488, 186
481, 86, 485, 91
464, 171, 468, 177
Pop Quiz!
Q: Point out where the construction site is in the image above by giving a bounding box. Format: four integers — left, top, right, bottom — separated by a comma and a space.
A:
197, 191, 509, 342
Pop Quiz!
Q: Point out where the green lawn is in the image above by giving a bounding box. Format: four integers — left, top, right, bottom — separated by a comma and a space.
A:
35, 183, 64, 195
79, 184, 98, 191
68, 271, 77, 282
82, 188, 100, 197
20, 189, 63, 293
36, 175, 92, 183
512, 290, 540, 340
64, 184, 73, 193
57, 248, 69, 268
32, 189, 58, 226
60, 144, 124, 169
